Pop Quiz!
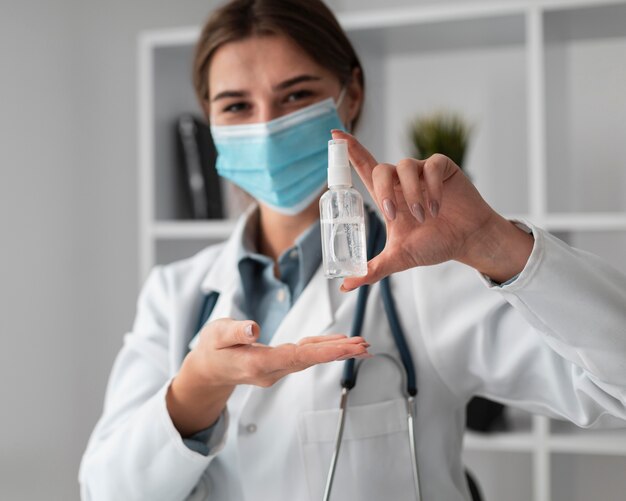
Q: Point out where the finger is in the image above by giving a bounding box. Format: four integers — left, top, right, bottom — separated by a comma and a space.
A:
372, 163, 398, 221
296, 341, 371, 368
297, 334, 346, 345
330, 130, 377, 193
269, 351, 375, 381
264, 339, 370, 373
422, 154, 446, 217
396, 158, 426, 223
336, 352, 375, 361
423, 154, 456, 217
340, 253, 396, 291
298, 335, 369, 347
208, 318, 259, 349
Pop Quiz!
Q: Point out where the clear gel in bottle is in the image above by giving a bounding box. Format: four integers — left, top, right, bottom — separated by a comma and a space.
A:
320, 139, 367, 278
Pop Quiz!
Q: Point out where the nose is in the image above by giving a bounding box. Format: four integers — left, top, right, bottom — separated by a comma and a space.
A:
256, 101, 284, 123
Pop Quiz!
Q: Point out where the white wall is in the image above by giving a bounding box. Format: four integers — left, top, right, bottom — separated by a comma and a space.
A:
0, 0, 81, 498
0, 1, 222, 499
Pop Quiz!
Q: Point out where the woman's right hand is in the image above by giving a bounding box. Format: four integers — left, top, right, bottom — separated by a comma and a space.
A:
167, 318, 370, 437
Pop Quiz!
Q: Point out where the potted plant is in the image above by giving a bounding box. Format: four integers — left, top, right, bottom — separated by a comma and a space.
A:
410, 111, 472, 171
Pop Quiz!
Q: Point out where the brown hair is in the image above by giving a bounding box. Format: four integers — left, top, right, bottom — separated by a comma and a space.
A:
192, 0, 365, 128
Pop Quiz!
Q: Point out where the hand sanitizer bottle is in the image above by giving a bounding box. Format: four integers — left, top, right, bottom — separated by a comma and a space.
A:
320, 139, 367, 278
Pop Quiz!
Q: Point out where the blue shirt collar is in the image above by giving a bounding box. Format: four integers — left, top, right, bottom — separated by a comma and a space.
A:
236, 208, 322, 303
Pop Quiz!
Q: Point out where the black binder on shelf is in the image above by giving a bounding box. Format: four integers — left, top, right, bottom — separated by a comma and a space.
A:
176, 114, 224, 219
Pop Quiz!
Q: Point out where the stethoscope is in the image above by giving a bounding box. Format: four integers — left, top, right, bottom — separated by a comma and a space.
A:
194, 208, 422, 501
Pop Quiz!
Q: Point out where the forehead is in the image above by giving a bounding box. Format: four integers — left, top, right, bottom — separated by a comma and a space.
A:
208, 33, 334, 96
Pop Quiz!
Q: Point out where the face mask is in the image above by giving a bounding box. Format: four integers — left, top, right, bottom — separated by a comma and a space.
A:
210, 90, 347, 215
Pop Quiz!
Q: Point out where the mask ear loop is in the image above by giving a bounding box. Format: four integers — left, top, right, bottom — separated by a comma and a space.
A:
335, 86, 354, 132
335, 86, 347, 108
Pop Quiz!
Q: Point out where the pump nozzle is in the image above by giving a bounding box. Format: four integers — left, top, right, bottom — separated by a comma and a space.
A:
328, 139, 352, 187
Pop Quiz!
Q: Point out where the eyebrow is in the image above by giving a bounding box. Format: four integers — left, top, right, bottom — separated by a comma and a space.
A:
211, 74, 322, 102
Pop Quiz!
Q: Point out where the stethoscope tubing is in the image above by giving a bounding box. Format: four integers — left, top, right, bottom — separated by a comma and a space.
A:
323, 355, 422, 501
323, 210, 422, 501
322, 387, 349, 501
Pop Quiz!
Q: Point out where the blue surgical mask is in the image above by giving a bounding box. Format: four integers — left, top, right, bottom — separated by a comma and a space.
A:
210, 91, 347, 215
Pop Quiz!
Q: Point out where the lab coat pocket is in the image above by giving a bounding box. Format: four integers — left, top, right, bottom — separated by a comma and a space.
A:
297, 398, 416, 501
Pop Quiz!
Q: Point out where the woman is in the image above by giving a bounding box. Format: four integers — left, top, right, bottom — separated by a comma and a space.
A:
80, 0, 626, 500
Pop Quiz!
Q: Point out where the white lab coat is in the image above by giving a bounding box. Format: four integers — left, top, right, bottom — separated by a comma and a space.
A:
79, 212, 626, 501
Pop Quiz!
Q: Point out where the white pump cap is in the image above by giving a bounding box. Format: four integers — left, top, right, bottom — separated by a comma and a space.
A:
327, 139, 352, 187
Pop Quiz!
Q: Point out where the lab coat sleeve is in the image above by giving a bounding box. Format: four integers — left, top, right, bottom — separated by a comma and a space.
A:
184, 412, 227, 456
423, 224, 626, 428
79, 267, 228, 501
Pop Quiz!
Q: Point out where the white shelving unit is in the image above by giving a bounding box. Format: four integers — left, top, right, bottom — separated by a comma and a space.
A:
138, 1, 626, 499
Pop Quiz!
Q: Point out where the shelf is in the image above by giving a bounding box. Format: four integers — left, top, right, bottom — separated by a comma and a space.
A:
465, 423, 626, 456
464, 430, 536, 452
551, 453, 626, 500
550, 420, 626, 456
139, 27, 198, 48
339, 2, 527, 32
549, 433, 626, 456
153, 221, 236, 265
542, 213, 626, 231
152, 212, 626, 236
152, 220, 236, 240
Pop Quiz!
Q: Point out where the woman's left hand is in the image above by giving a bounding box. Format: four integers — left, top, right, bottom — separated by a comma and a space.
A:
331, 130, 534, 291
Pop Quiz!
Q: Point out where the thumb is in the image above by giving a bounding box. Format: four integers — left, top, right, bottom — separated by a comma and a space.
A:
340, 254, 395, 292
210, 318, 260, 349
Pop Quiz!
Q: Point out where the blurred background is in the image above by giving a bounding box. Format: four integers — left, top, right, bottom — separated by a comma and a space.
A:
1, 0, 625, 500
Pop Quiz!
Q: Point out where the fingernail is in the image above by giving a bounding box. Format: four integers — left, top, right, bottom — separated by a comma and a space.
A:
429, 200, 440, 218
245, 324, 255, 337
382, 198, 396, 220
411, 203, 425, 223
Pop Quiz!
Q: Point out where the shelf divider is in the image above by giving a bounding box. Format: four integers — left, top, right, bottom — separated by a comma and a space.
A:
527, 6, 547, 221
533, 415, 551, 501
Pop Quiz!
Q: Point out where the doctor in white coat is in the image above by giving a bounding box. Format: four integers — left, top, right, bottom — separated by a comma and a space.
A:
80, 0, 626, 499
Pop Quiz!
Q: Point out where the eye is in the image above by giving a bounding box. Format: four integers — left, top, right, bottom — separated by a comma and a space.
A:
285, 89, 314, 103
222, 101, 250, 113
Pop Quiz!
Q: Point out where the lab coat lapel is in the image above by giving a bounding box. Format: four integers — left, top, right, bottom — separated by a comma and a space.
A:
188, 279, 245, 352
187, 210, 252, 351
